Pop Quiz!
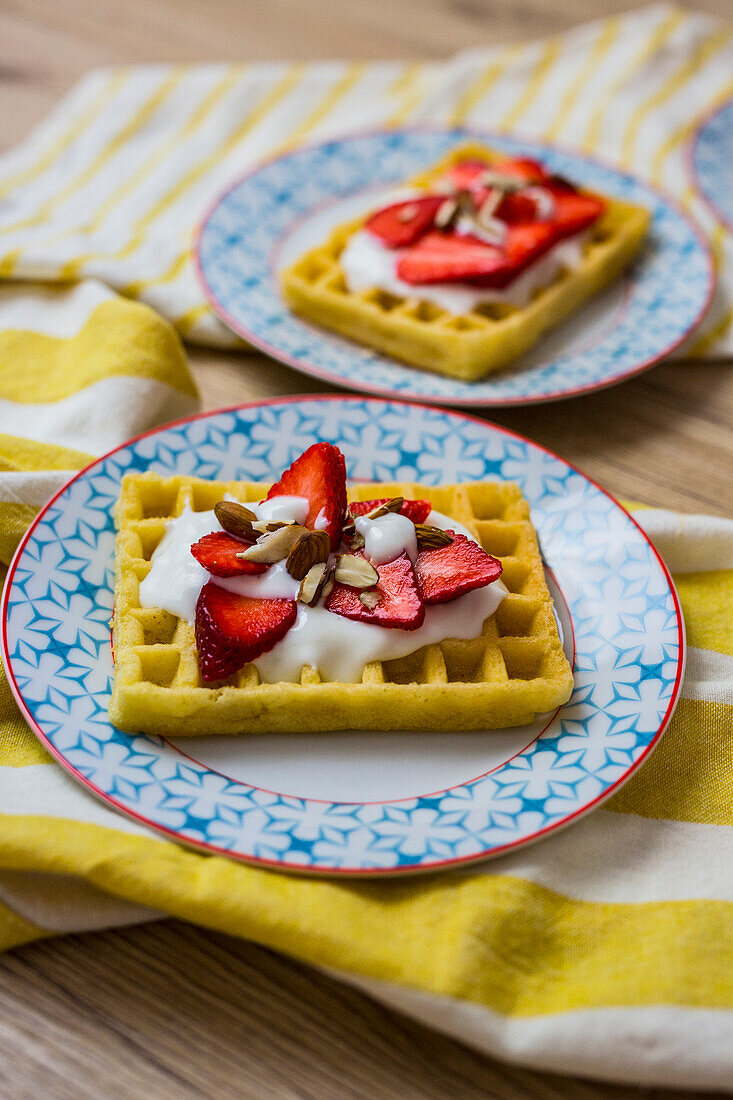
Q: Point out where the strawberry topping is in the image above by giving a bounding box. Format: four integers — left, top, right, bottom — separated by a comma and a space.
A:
414, 532, 503, 604
266, 441, 347, 550
349, 498, 432, 523
397, 225, 557, 288
191, 531, 266, 578
366, 195, 445, 248
195, 582, 297, 682
325, 551, 425, 630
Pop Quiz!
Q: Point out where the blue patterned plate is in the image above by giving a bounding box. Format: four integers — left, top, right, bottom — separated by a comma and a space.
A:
2, 397, 684, 875
195, 127, 713, 407
690, 97, 733, 231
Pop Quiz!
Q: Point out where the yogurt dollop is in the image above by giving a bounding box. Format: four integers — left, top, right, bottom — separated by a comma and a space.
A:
139, 497, 507, 684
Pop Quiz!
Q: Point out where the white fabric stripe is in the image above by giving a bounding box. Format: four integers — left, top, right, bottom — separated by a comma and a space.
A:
0, 765, 157, 839
0, 71, 109, 185
0, 871, 160, 932
329, 969, 733, 1090
0, 471, 76, 508
0, 376, 196, 454
0, 279, 114, 337
681, 646, 733, 705
631, 508, 733, 572
474, 808, 733, 903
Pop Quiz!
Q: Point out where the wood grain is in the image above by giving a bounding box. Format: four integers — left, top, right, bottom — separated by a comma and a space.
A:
1, 0, 732, 1096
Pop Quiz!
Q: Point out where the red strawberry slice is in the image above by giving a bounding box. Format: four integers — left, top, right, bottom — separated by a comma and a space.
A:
547, 185, 605, 238
366, 195, 445, 248
195, 582, 297, 682
325, 551, 425, 630
190, 532, 267, 578
349, 498, 432, 524
396, 224, 556, 288
266, 441, 347, 550
415, 532, 503, 604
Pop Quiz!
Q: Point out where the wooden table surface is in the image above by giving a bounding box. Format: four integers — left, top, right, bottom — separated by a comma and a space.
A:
2, 1, 733, 1097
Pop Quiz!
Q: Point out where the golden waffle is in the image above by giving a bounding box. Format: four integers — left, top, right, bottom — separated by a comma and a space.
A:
109, 472, 574, 736
280, 142, 650, 381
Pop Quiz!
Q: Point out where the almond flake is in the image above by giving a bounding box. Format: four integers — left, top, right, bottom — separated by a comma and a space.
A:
434, 198, 457, 229
365, 496, 404, 520
414, 524, 453, 550
238, 524, 307, 563
334, 554, 379, 589
298, 562, 331, 606
359, 589, 380, 610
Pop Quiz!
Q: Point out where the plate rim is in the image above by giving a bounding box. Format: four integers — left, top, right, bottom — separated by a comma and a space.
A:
194, 123, 716, 409
1, 394, 687, 876
687, 94, 733, 233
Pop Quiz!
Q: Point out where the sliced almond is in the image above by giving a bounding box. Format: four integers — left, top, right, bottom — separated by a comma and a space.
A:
349, 531, 365, 551
286, 529, 330, 581
479, 169, 526, 192
214, 500, 258, 541
238, 524, 307, 563
334, 554, 379, 589
414, 524, 453, 550
251, 519, 289, 534
298, 562, 332, 606
365, 496, 404, 521
359, 589, 380, 610
434, 198, 457, 229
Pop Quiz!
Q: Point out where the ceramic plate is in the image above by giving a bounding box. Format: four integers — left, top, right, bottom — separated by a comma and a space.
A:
689, 97, 733, 231
2, 397, 684, 875
195, 127, 713, 407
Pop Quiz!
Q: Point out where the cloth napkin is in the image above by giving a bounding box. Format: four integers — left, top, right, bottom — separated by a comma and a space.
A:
1, 3, 733, 1089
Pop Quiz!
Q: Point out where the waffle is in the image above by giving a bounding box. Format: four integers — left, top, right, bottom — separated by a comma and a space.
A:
109, 472, 574, 736
280, 142, 650, 381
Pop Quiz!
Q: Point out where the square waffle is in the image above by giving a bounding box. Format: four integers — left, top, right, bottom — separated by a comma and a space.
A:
109, 472, 574, 736
280, 142, 650, 381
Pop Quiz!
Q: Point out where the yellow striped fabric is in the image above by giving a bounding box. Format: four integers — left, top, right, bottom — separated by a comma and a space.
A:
0, 5, 731, 350
0, 495, 731, 1088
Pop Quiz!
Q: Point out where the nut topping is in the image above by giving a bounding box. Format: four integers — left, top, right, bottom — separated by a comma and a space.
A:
333, 554, 380, 589
286, 529, 330, 581
365, 496, 404, 521
238, 524, 307, 563
214, 500, 258, 541
396, 203, 418, 223
414, 524, 454, 550
297, 562, 332, 606
358, 589, 380, 610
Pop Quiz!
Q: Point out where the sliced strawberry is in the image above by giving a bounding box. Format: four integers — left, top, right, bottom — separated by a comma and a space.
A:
266, 441, 347, 550
195, 582, 296, 682
415, 532, 502, 604
547, 185, 605, 238
366, 195, 445, 248
397, 224, 556, 288
325, 551, 424, 630
349, 498, 432, 524
191, 532, 267, 578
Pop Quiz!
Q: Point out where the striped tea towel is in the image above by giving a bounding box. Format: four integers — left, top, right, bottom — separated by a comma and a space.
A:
0, 3, 731, 355
0, 498, 732, 1090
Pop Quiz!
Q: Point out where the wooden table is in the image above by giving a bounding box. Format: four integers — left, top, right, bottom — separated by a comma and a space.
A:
2, 1, 732, 1096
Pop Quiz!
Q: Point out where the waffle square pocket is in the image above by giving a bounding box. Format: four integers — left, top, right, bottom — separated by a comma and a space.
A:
280, 142, 649, 381
110, 470, 573, 736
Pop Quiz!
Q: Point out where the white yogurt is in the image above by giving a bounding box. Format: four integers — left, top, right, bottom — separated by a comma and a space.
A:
355, 511, 418, 566
339, 227, 589, 314
139, 498, 507, 683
